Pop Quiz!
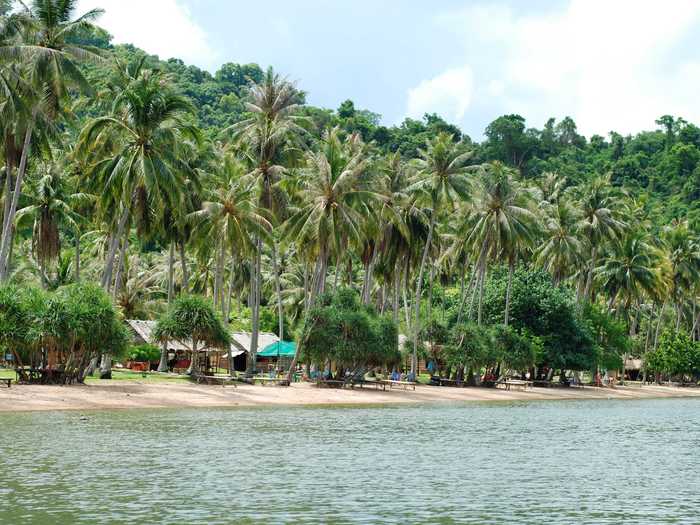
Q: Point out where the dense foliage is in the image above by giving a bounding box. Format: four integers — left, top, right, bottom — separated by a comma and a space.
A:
299, 289, 400, 376
3, 1, 700, 382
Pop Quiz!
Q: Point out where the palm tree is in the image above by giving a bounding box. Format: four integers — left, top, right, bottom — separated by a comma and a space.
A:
0, 0, 104, 281
225, 67, 305, 375
535, 198, 584, 284
576, 174, 626, 301
407, 132, 472, 376
15, 160, 88, 286
662, 219, 700, 330
284, 127, 379, 299
78, 68, 199, 291
467, 161, 539, 326
597, 231, 661, 384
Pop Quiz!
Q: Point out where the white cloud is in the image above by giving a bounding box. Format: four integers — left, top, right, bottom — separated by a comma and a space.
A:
434, 0, 700, 137
406, 66, 473, 122
77, 0, 218, 70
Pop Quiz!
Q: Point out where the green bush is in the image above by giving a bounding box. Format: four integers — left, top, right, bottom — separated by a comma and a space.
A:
128, 344, 161, 363
300, 288, 400, 373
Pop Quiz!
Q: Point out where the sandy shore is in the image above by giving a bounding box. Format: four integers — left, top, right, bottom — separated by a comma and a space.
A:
1, 380, 699, 412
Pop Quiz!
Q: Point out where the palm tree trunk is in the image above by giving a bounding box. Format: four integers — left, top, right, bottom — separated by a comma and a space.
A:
179, 241, 189, 293
362, 247, 377, 305
112, 236, 128, 300
74, 231, 81, 282
246, 239, 262, 377
0, 120, 34, 281
653, 300, 667, 351
412, 212, 435, 378
392, 265, 400, 324
271, 242, 285, 344
167, 241, 175, 304
223, 252, 236, 324
157, 341, 169, 373
504, 256, 515, 326
101, 203, 131, 290
477, 260, 487, 326
582, 246, 598, 302
213, 238, 224, 309
99, 352, 112, 379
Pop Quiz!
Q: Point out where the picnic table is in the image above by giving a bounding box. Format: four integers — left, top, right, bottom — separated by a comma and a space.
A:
500, 379, 533, 391
348, 379, 386, 390
2, 378, 11, 388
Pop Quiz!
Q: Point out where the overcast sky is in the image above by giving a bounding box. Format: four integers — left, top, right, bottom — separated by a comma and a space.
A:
77, 0, 700, 139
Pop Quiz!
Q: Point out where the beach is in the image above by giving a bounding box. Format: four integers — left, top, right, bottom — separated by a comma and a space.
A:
1, 380, 699, 412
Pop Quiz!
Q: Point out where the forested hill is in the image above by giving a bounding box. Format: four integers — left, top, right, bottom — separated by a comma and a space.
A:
74, 29, 700, 226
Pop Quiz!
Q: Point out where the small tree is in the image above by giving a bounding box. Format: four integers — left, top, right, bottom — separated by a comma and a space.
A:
42, 283, 127, 383
153, 295, 231, 375
300, 289, 400, 380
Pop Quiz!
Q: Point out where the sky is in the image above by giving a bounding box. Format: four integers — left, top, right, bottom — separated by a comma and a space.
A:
76, 0, 700, 139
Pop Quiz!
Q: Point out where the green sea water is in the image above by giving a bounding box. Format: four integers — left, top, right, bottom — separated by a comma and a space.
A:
1, 398, 699, 524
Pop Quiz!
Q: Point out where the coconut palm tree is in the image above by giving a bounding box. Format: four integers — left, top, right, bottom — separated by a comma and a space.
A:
468, 161, 539, 326
576, 174, 626, 301
15, 160, 89, 286
0, 0, 104, 281
77, 68, 199, 291
535, 198, 584, 284
406, 132, 472, 376
225, 67, 305, 374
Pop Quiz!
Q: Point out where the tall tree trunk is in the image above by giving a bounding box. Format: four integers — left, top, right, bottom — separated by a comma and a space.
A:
187, 340, 198, 375
362, 247, 377, 305
504, 256, 515, 326
74, 231, 81, 282
112, 236, 128, 300
179, 241, 189, 293
653, 300, 667, 351
412, 212, 435, 378
271, 242, 284, 344
223, 252, 236, 324
582, 246, 598, 302
0, 120, 34, 281
477, 260, 487, 326
101, 203, 131, 290
392, 266, 400, 324
99, 352, 112, 379
246, 239, 262, 377
157, 341, 169, 373
213, 238, 225, 309
167, 241, 175, 305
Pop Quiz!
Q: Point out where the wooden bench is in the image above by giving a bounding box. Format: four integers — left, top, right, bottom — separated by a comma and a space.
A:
1, 378, 11, 388
315, 379, 345, 388
254, 377, 290, 386
381, 380, 416, 391
194, 375, 236, 387
501, 380, 533, 391
347, 379, 386, 391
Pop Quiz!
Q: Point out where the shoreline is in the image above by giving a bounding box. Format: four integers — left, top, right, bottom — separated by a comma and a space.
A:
1, 381, 699, 413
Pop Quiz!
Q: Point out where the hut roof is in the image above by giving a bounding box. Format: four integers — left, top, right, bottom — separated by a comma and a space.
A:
230, 332, 279, 355
126, 321, 279, 357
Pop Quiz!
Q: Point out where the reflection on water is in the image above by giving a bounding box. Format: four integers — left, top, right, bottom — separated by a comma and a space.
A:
1, 399, 699, 524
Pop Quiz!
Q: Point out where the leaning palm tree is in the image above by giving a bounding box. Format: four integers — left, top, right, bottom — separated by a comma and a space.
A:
77, 68, 199, 291
0, 0, 104, 281
468, 161, 539, 326
406, 132, 472, 376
